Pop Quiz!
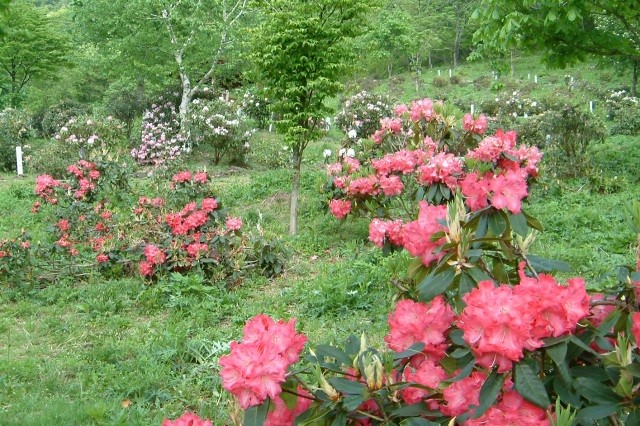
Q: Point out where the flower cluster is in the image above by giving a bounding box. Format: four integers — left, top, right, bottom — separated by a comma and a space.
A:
184, 97, 253, 165
325, 100, 543, 267
219, 315, 307, 409
131, 100, 186, 165
30, 163, 285, 282
458, 266, 590, 372
241, 91, 271, 129
335, 91, 393, 143
162, 412, 212, 426
385, 297, 455, 360
55, 115, 126, 159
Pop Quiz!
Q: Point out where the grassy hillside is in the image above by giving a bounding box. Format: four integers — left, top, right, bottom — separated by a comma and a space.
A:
1, 56, 640, 424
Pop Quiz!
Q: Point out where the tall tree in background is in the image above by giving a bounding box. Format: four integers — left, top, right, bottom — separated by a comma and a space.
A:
71, 0, 248, 123
473, 0, 640, 96
0, 0, 69, 107
250, 0, 374, 235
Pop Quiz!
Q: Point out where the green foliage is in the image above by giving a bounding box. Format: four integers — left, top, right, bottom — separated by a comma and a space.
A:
0, 0, 70, 107
335, 91, 393, 143
473, 0, 640, 89
34, 99, 90, 138
0, 108, 31, 172
184, 97, 252, 165
241, 90, 271, 130
249, 0, 374, 149
542, 106, 606, 177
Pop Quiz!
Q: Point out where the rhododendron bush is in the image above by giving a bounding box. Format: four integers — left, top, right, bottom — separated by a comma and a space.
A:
214, 99, 640, 424
2, 161, 286, 286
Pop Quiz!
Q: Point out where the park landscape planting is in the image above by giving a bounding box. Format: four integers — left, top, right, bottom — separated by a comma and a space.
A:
3, 3, 640, 422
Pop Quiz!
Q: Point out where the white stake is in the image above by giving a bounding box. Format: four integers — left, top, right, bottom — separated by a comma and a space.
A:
528, 73, 531, 80
437, 69, 441, 77
16, 146, 23, 175
590, 101, 594, 113
470, 104, 475, 115
449, 69, 452, 78
269, 112, 274, 132
534, 75, 538, 83
326, 117, 331, 131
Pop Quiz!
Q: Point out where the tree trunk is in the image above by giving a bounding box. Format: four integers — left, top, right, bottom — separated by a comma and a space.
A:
510, 49, 515, 78
289, 147, 302, 235
632, 60, 638, 98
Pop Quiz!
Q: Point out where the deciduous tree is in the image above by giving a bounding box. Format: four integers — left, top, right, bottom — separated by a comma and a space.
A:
249, 0, 374, 234
473, 0, 640, 95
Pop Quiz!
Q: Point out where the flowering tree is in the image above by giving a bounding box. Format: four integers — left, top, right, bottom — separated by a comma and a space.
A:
216, 99, 640, 424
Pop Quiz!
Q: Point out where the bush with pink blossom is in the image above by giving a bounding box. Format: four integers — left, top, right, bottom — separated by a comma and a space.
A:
132, 100, 186, 165
214, 98, 640, 425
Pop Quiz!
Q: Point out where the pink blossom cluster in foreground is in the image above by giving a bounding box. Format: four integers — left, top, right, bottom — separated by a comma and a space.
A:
219, 315, 307, 409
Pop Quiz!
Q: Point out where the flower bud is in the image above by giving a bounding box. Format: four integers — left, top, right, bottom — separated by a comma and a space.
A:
363, 354, 384, 391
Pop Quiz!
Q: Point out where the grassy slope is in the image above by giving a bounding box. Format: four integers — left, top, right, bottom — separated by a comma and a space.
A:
1, 57, 640, 424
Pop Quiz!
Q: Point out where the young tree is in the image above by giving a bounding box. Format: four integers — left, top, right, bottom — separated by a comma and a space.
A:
0, 0, 69, 107
249, 0, 374, 235
473, 0, 640, 95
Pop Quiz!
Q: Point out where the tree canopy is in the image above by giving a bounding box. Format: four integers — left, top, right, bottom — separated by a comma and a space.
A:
473, 0, 640, 93
0, 0, 69, 107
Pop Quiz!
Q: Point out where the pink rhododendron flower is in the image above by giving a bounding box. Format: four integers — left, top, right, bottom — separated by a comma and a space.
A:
632, 313, 640, 346
172, 171, 192, 183
401, 202, 448, 267
186, 242, 208, 258
194, 171, 208, 183
395, 104, 408, 116
378, 175, 404, 196
409, 99, 435, 122
418, 152, 463, 189
138, 260, 154, 277
226, 217, 243, 231
489, 169, 529, 214
467, 131, 517, 163
219, 315, 307, 409
329, 199, 351, 220
460, 172, 491, 211
201, 198, 218, 213
96, 253, 109, 263
265, 387, 312, 425
466, 390, 550, 426
463, 114, 488, 135
347, 176, 379, 196
144, 243, 166, 265
441, 371, 486, 417
162, 412, 212, 426
380, 117, 403, 133
401, 358, 447, 407
385, 297, 455, 361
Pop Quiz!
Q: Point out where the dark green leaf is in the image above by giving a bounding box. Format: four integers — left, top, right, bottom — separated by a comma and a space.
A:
528, 255, 571, 273
574, 377, 622, 404
522, 209, 544, 231
472, 368, 505, 418
394, 342, 426, 360
508, 213, 528, 237
243, 399, 270, 426
328, 377, 365, 395
576, 404, 619, 421
418, 268, 455, 302
514, 362, 550, 408
552, 376, 582, 408
342, 394, 365, 411
316, 345, 352, 366
442, 356, 476, 384
391, 403, 434, 417
487, 211, 507, 236
400, 419, 439, 426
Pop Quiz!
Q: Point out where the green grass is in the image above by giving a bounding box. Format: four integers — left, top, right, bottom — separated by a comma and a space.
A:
2, 57, 640, 424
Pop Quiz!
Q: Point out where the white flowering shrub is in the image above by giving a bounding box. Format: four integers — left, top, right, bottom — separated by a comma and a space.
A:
56, 115, 127, 160
241, 91, 271, 129
335, 91, 393, 144
494, 91, 546, 118
131, 100, 186, 165
184, 97, 254, 165
0, 108, 32, 172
